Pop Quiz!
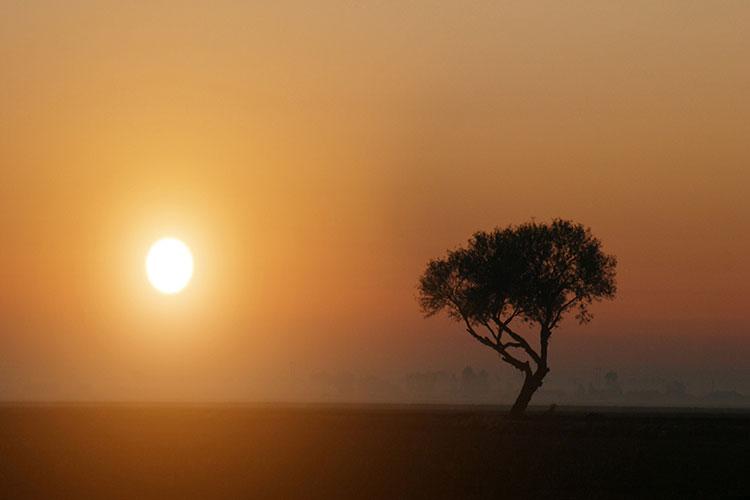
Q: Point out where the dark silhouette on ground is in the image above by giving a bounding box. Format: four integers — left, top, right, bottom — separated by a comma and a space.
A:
418, 219, 617, 416
1, 404, 747, 499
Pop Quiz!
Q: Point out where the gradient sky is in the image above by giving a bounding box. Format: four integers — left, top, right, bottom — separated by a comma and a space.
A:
1, 1, 748, 400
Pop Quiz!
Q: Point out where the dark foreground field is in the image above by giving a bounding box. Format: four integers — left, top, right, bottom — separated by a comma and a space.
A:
1, 404, 748, 499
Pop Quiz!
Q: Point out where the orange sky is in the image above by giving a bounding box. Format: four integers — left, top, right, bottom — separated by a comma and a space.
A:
1, 1, 748, 400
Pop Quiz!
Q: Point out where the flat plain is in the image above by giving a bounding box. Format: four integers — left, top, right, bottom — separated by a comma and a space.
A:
1, 404, 748, 499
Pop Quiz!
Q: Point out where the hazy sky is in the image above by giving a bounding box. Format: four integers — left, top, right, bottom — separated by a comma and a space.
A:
1, 1, 748, 400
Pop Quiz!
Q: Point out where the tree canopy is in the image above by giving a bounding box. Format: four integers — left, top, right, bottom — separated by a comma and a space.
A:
418, 219, 617, 415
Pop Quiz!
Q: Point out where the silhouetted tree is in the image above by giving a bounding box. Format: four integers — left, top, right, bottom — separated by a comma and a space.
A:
418, 219, 617, 416
460, 366, 490, 399
665, 380, 688, 399
603, 371, 623, 397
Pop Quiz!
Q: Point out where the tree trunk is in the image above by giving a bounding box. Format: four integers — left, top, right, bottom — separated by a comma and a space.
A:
509, 372, 544, 417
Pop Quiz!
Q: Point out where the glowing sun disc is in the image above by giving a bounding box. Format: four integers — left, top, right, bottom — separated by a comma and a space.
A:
146, 238, 194, 294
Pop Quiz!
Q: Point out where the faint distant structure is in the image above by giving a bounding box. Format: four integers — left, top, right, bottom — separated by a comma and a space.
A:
703, 389, 747, 405
604, 371, 623, 397
459, 366, 490, 400
404, 371, 457, 401
587, 370, 623, 401
575, 383, 587, 400
418, 219, 617, 416
356, 374, 399, 400
666, 380, 688, 399
404, 372, 438, 398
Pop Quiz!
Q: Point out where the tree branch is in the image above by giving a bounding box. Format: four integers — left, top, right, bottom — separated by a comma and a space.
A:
498, 350, 532, 375
550, 295, 581, 328
461, 317, 496, 350
495, 306, 521, 331
460, 315, 530, 375
495, 323, 542, 366
480, 321, 500, 343
540, 326, 551, 366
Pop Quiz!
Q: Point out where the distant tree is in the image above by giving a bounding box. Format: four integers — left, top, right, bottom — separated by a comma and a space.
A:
460, 366, 490, 399
666, 380, 688, 398
418, 219, 617, 416
603, 371, 623, 397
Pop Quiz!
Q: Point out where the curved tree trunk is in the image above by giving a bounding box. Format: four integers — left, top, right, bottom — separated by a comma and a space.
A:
509, 329, 552, 417
509, 370, 546, 417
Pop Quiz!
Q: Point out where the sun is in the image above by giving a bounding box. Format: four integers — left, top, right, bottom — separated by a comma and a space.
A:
146, 238, 194, 294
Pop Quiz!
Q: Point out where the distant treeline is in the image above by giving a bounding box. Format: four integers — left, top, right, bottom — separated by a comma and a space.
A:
300, 368, 750, 407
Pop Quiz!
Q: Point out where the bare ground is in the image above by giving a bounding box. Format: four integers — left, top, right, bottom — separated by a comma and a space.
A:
1, 404, 748, 499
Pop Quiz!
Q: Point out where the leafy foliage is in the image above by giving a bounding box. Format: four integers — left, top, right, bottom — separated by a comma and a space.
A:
419, 219, 616, 331
418, 219, 617, 414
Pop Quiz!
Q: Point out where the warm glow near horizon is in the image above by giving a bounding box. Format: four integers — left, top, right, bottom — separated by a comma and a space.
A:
0, 0, 748, 401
